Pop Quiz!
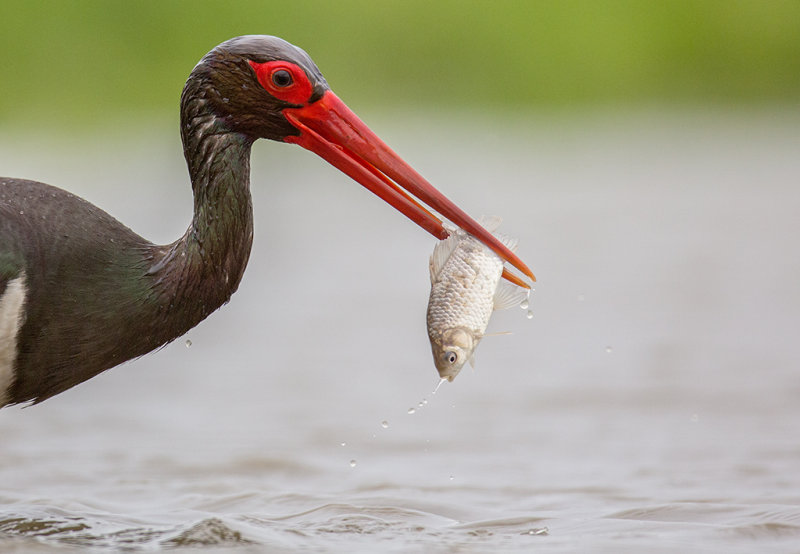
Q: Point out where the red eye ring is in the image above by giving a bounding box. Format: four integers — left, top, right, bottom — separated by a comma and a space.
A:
248, 60, 312, 105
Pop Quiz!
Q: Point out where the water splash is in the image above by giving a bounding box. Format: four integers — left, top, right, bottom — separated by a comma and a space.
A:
522, 527, 549, 536
433, 378, 447, 395
381, 420, 389, 429
185, 339, 192, 348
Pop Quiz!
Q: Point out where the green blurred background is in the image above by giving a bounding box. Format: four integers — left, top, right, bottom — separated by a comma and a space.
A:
1, 0, 799, 127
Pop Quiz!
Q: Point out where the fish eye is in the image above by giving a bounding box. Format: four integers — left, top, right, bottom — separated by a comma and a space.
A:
445, 351, 458, 364
272, 69, 293, 87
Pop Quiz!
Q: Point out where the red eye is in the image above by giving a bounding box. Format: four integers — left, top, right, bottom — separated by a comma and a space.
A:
248, 60, 313, 105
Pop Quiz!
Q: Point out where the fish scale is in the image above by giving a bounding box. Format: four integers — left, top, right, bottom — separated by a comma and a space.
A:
426, 221, 527, 382
427, 236, 503, 335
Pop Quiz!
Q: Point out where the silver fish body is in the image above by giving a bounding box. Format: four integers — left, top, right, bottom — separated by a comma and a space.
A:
426, 218, 527, 381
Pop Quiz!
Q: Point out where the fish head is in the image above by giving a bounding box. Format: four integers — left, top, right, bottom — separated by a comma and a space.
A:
431, 327, 477, 381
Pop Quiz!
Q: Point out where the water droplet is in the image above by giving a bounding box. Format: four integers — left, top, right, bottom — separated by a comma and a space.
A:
421, 398, 428, 405
433, 378, 447, 394
407, 407, 416, 415
449, 475, 455, 481
222, 97, 229, 103
520, 299, 529, 309
349, 459, 357, 468
418, 401, 424, 408
523, 527, 549, 536
526, 310, 534, 319
185, 339, 192, 348
381, 420, 389, 429
340, 442, 347, 447
605, 346, 613, 353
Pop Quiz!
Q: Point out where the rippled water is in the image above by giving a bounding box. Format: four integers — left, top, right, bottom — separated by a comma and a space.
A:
1, 109, 799, 552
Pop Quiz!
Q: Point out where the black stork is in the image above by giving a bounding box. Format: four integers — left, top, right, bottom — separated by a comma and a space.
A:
0, 35, 534, 408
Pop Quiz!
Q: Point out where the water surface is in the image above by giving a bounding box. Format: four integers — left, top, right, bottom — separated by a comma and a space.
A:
1, 109, 799, 552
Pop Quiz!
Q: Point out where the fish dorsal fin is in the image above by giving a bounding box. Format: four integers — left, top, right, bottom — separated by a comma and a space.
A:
429, 233, 460, 283
493, 280, 529, 311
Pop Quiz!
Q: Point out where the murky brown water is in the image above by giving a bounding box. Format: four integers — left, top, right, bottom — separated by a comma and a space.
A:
1, 108, 799, 552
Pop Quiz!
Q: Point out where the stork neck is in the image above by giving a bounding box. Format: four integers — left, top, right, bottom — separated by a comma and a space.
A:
185, 118, 254, 265
149, 111, 256, 332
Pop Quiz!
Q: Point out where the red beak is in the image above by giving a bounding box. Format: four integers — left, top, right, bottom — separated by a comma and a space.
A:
283, 91, 535, 284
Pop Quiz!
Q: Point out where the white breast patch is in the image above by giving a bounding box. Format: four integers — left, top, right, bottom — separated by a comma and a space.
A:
0, 272, 27, 407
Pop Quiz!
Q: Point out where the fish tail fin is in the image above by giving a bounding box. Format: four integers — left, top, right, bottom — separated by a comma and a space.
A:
478, 215, 519, 253
478, 215, 503, 233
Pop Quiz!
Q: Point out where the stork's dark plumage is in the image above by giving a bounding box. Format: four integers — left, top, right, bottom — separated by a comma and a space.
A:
0, 35, 534, 407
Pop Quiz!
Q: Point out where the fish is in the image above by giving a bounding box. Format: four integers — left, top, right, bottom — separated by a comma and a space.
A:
426, 217, 529, 382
